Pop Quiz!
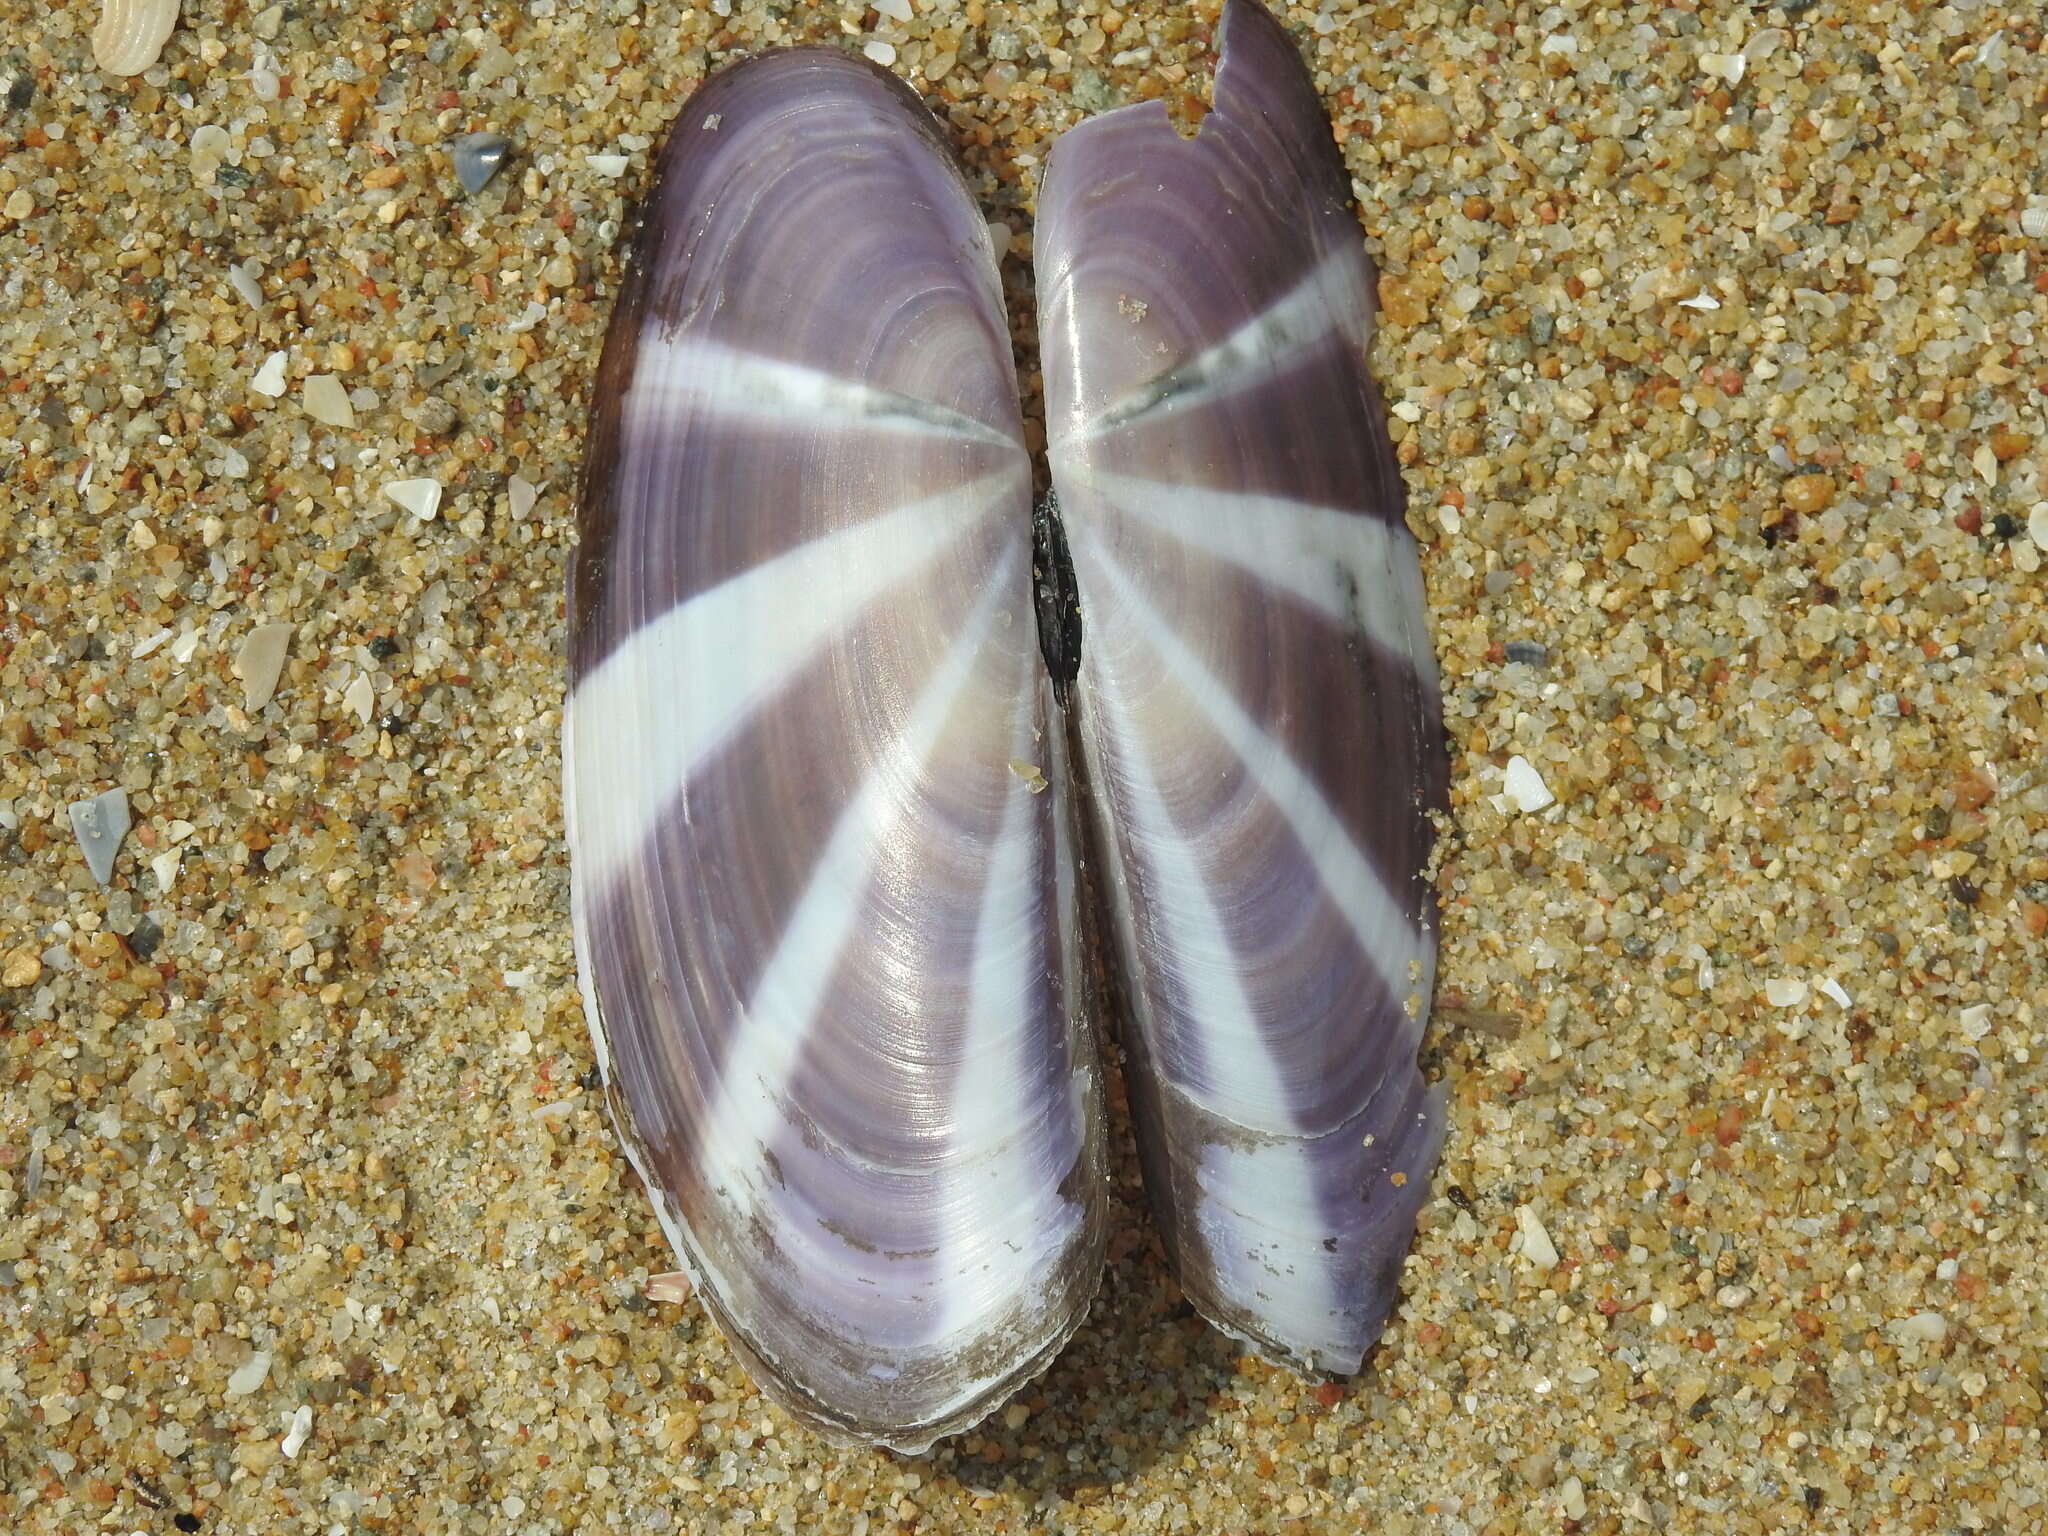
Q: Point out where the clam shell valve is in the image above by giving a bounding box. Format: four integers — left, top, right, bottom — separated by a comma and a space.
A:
565, 0, 1445, 1450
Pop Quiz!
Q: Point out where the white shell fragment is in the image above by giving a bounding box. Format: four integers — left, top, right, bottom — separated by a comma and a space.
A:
302, 374, 355, 429
1516, 1204, 1560, 1270
151, 846, 182, 895
343, 672, 375, 725
228, 259, 265, 310
1501, 754, 1555, 813
586, 153, 632, 178
237, 621, 294, 712
1697, 51, 1746, 85
93, 0, 180, 75
1960, 1004, 1994, 1041
508, 474, 541, 521
384, 477, 443, 520
251, 351, 288, 397
225, 1350, 272, 1397
280, 1404, 313, 1459
1765, 978, 1809, 1008
68, 789, 132, 886
1891, 1311, 1949, 1345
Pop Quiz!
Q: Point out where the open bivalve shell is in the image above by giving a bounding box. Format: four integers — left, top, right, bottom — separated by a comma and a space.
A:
566, 0, 1444, 1448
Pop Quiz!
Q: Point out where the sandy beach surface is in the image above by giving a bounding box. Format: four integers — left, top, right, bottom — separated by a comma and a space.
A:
5, 1, 2047, 1531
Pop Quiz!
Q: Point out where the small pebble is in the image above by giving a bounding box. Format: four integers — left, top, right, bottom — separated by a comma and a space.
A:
508, 475, 542, 521
645, 1271, 693, 1305
302, 374, 355, 429
1503, 640, 1550, 667
1764, 978, 1808, 1008
1560, 1475, 1588, 1520
344, 673, 375, 725
129, 915, 163, 959
2, 945, 43, 989
251, 350, 288, 397
414, 397, 459, 437
1515, 1204, 1559, 1270
1782, 473, 1836, 515
150, 846, 182, 894
227, 259, 264, 309
1501, 755, 1555, 813
226, 1350, 272, 1397
1891, 1312, 1948, 1345
384, 477, 443, 521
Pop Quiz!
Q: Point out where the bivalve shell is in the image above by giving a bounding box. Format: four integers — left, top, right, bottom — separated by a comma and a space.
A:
1035, 0, 1448, 1375
565, 48, 1107, 1453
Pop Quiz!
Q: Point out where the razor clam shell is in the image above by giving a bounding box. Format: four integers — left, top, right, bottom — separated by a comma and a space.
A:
1035, 0, 1448, 1375
565, 49, 1105, 1452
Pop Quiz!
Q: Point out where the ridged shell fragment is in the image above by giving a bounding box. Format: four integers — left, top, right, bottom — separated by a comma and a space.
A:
565, 47, 1106, 1453
1034, 0, 1449, 1376
92, 0, 179, 76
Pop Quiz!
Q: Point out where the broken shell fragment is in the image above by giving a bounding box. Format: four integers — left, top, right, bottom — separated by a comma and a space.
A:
236, 621, 293, 713
93, 0, 179, 76
1035, 0, 1449, 1375
448, 131, 515, 196
69, 789, 132, 887
565, 48, 1106, 1453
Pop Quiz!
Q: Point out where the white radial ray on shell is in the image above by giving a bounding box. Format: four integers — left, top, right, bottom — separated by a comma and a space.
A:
1079, 613, 1298, 1137
631, 333, 1022, 449
933, 652, 1082, 1357
1058, 468, 1433, 674
567, 463, 1023, 899
687, 540, 1026, 1311
1074, 535, 1430, 1023
1189, 1134, 1346, 1370
1049, 245, 1370, 448
1080, 616, 1340, 1343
